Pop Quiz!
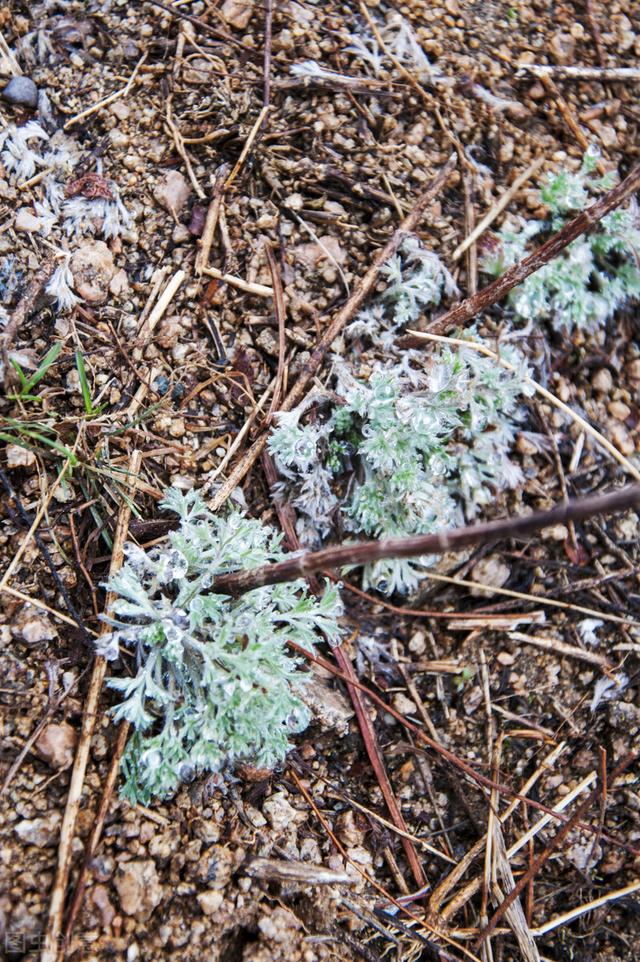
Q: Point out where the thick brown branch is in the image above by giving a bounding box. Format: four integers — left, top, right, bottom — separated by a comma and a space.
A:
213, 484, 640, 596
401, 162, 640, 342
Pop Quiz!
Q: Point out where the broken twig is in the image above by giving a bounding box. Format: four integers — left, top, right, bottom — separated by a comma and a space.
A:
212, 485, 640, 596
404, 162, 640, 337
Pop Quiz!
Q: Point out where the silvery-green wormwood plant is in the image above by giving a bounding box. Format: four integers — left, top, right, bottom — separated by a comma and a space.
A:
98, 488, 344, 804
482, 147, 640, 334
269, 235, 533, 595
102, 227, 540, 802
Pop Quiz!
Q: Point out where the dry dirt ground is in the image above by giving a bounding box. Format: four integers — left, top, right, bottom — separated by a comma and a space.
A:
1, 1, 640, 961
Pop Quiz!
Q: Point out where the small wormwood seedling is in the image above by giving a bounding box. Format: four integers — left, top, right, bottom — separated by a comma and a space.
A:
98, 489, 343, 804
482, 148, 640, 334
269, 236, 533, 594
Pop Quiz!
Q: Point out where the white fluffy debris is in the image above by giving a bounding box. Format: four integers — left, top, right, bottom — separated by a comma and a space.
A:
590, 673, 629, 712
45, 254, 80, 312
577, 618, 603, 647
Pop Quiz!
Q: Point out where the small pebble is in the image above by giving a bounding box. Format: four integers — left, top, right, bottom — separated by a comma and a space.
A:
197, 891, 223, 916
34, 722, 77, 770
392, 693, 417, 716
15, 208, 42, 233
470, 555, 510, 596
153, 375, 170, 396
6, 443, 36, 468
114, 859, 163, 919
497, 651, 515, 666
626, 359, 640, 380
14, 812, 61, 847
2, 76, 38, 108
591, 368, 613, 394
221, 0, 254, 30
154, 170, 191, 216
608, 400, 631, 421
70, 240, 116, 304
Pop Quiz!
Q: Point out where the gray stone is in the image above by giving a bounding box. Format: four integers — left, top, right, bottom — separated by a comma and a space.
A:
2, 76, 39, 109
15, 812, 61, 847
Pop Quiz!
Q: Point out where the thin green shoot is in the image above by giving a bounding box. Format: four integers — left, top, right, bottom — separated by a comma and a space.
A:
9, 342, 63, 402
75, 350, 104, 417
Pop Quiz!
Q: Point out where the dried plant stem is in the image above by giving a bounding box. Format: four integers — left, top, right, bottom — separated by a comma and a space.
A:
517, 64, 640, 82
202, 266, 274, 297
427, 743, 566, 918
213, 484, 640, 596
0, 675, 81, 799
283, 155, 456, 412
165, 94, 205, 199
0, 585, 90, 630
203, 378, 275, 493
41, 450, 142, 962
63, 54, 146, 130
295, 644, 639, 856
1, 255, 56, 389
61, 721, 130, 952
0, 29, 22, 74
264, 243, 287, 417
439, 770, 598, 924
475, 753, 636, 948
263, 463, 426, 887
0, 451, 77, 590
507, 630, 612, 669
585, 0, 607, 68
407, 162, 640, 337
507, 772, 596, 860
195, 165, 229, 275
149, 0, 245, 47
452, 157, 544, 261
262, 0, 273, 107
420, 569, 640, 628
461, 173, 478, 294
339, 575, 545, 623
334, 643, 427, 891
224, 106, 270, 190
537, 72, 607, 163
289, 771, 478, 962
407, 331, 640, 483
531, 880, 640, 937
138, 269, 186, 343
0, 470, 89, 641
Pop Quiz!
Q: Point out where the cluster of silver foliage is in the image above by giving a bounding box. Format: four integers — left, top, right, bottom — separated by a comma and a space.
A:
98, 489, 343, 803
269, 237, 533, 594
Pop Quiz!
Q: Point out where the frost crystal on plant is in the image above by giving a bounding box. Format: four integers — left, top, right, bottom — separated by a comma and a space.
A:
99, 489, 344, 804
482, 149, 640, 334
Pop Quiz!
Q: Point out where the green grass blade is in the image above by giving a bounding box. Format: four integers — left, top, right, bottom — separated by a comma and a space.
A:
75, 350, 94, 416
22, 342, 63, 395
0, 429, 78, 465
9, 359, 29, 390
